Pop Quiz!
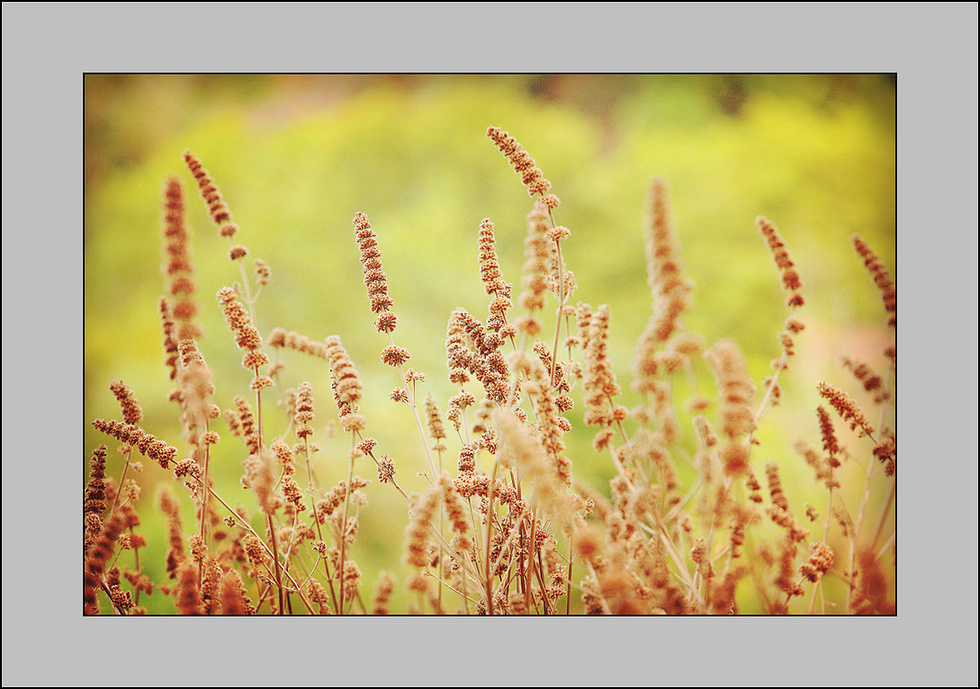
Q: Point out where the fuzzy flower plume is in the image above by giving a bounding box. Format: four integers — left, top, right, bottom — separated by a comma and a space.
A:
852, 234, 896, 329
706, 341, 756, 477
486, 126, 552, 196
354, 212, 398, 334
325, 335, 366, 432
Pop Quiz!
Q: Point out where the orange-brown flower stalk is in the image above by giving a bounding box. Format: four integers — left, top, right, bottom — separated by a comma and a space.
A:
706, 341, 756, 477
351, 212, 438, 475
756, 216, 806, 394
479, 219, 514, 337
216, 286, 272, 456
765, 462, 809, 543
341, 560, 362, 605
446, 308, 475, 388
852, 548, 895, 614
478, 217, 507, 297
158, 485, 185, 579
177, 340, 216, 438
495, 409, 576, 525
404, 481, 444, 576
218, 567, 255, 614
446, 308, 510, 405
183, 150, 237, 237
232, 395, 260, 455
106, 380, 145, 515
175, 339, 219, 552
295, 381, 315, 440
816, 406, 842, 465
353, 212, 398, 334
314, 477, 369, 522
266, 327, 328, 360
852, 234, 895, 328
161, 176, 202, 340
631, 179, 700, 452
84, 445, 109, 517
175, 560, 202, 615
199, 556, 223, 614
159, 297, 181, 384
817, 381, 875, 438
83, 509, 128, 614
244, 449, 278, 515
873, 435, 897, 477
517, 199, 553, 336
799, 542, 834, 582
324, 335, 365, 431
439, 474, 473, 554
486, 126, 552, 196
583, 304, 623, 436
842, 356, 890, 404
371, 571, 396, 614
254, 258, 271, 287
307, 579, 334, 615
766, 462, 790, 512
634, 179, 694, 369
91, 419, 179, 470
526, 357, 573, 486
216, 287, 269, 375
758, 216, 805, 309
424, 393, 447, 453
109, 379, 143, 427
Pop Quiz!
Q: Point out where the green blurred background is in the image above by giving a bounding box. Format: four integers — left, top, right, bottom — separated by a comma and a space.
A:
84, 74, 895, 613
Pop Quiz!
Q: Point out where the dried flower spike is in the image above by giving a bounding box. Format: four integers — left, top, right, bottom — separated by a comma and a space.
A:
758, 216, 804, 309
852, 234, 896, 328
324, 335, 364, 423
216, 287, 269, 374
800, 542, 834, 582
91, 419, 179, 469
161, 176, 202, 340
486, 126, 552, 196
519, 198, 553, 322
817, 382, 875, 437
353, 212, 398, 333
583, 304, 621, 428
707, 341, 757, 440
478, 218, 509, 297
295, 381, 315, 439
84, 445, 109, 515
109, 379, 143, 427
183, 150, 238, 235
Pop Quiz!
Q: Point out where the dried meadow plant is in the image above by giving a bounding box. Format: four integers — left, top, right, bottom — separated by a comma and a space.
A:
84, 129, 895, 615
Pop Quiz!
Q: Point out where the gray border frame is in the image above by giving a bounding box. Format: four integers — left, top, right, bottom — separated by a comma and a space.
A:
4, 2, 977, 687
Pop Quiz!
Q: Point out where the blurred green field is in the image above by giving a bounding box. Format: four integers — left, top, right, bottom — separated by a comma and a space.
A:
84, 74, 895, 614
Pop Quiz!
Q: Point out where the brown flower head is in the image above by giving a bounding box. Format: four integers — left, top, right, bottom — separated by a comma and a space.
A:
817, 382, 875, 437
707, 340, 757, 440
478, 218, 508, 296
161, 176, 202, 340
183, 150, 235, 235
758, 216, 805, 308
325, 335, 363, 417
109, 379, 143, 427
486, 126, 552, 196
354, 212, 399, 333
583, 304, 621, 426
852, 234, 896, 328
519, 198, 553, 316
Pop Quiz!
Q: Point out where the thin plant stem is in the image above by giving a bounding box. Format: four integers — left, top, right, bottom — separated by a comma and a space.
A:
338, 437, 357, 615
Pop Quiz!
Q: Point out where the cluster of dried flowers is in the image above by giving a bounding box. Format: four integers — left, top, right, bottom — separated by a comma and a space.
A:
85, 129, 895, 615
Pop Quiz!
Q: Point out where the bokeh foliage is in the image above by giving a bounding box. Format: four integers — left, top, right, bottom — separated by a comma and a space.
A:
84, 74, 895, 613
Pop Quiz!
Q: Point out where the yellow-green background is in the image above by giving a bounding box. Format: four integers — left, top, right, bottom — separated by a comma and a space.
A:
84, 74, 895, 614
